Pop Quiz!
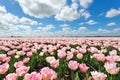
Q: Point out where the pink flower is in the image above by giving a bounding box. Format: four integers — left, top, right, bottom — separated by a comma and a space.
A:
93, 53, 105, 62
66, 52, 73, 60
0, 54, 6, 60
46, 56, 56, 63
22, 47, 31, 52
0, 63, 9, 74
71, 48, 79, 54
7, 50, 16, 56
57, 50, 66, 58
76, 53, 83, 59
79, 63, 89, 73
88, 47, 98, 53
79, 48, 87, 54
50, 59, 59, 68
109, 50, 117, 56
5, 73, 17, 80
105, 56, 115, 63
91, 71, 107, 80
3, 57, 11, 63
14, 61, 24, 68
68, 60, 79, 70
104, 62, 120, 75
46, 56, 59, 68
40, 67, 57, 80
23, 57, 30, 63
16, 51, 26, 56
16, 66, 30, 76
27, 52, 33, 57
23, 72, 42, 80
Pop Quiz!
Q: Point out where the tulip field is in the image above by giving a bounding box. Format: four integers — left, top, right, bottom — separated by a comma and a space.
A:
0, 37, 120, 80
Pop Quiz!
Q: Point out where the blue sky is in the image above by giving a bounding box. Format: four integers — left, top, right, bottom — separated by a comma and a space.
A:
0, 0, 120, 37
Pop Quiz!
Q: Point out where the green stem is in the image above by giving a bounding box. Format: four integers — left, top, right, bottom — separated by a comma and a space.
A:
87, 63, 96, 71
71, 70, 74, 80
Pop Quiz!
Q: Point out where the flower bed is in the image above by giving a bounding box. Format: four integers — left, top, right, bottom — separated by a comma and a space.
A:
0, 38, 120, 80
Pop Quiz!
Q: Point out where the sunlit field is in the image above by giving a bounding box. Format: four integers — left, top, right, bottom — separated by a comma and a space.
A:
0, 37, 120, 80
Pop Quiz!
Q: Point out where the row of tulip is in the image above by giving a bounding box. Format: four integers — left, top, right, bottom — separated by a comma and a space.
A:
0, 38, 120, 80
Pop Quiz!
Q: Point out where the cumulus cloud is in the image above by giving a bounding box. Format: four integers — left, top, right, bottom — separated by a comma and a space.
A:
38, 24, 54, 32
0, 6, 41, 37
86, 20, 97, 25
0, 6, 6, 13
55, 2, 91, 21
106, 22, 116, 26
55, 5, 80, 21
80, 0, 93, 8
106, 8, 120, 18
17, 0, 91, 21
79, 9, 91, 19
17, 0, 66, 18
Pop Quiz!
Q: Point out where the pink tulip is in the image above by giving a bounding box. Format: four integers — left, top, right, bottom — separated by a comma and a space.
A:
22, 47, 31, 52
57, 50, 66, 58
0, 54, 6, 60
7, 50, 16, 56
14, 61, 24, 68
88, 47, 98, 53
46, 56, 59, 68
16, 66, 30, 76
79, 48, 87, 54
66, 52, 73, 60
23, 57, 30, 63
46, 56, 56, 63
50, 59, 59, 68
24, 72, 42, 80
40, 67, 57, 80
68, 60, 79, 70
76, 53, 83, 59
27, 52, 33, 57
0, 63, 9, 74
5, 73, 17, 80
79, 63, 89, 73
16, 51, 26, 56
93, 53, 105, 62
105, 56, 115, 63
3, 56, 11, 63
104, 62, 120, 75
109, 50, 117, 56
91, 71, 107, 80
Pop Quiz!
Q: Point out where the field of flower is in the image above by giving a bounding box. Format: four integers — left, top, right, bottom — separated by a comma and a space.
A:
0, 37, 120, 80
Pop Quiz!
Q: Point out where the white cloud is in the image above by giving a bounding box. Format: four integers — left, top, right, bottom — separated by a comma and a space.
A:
0, 7, 39, 27
80, 0, 93, 8
55, 2, 91, 21
78, 26, 88, 32
55, 5, 80, 21
98, 28, 110, 33
20, 17, 38, 25
106, 8, 120, 18
86, 20, 97, 25
60, 24, 69, 27
0, 6, 6, 13
106, 22, 116, 26
80, 9, 91, 19
0, 6, 41, 37
38, 24, 54, 32
17, 0, 66, 18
